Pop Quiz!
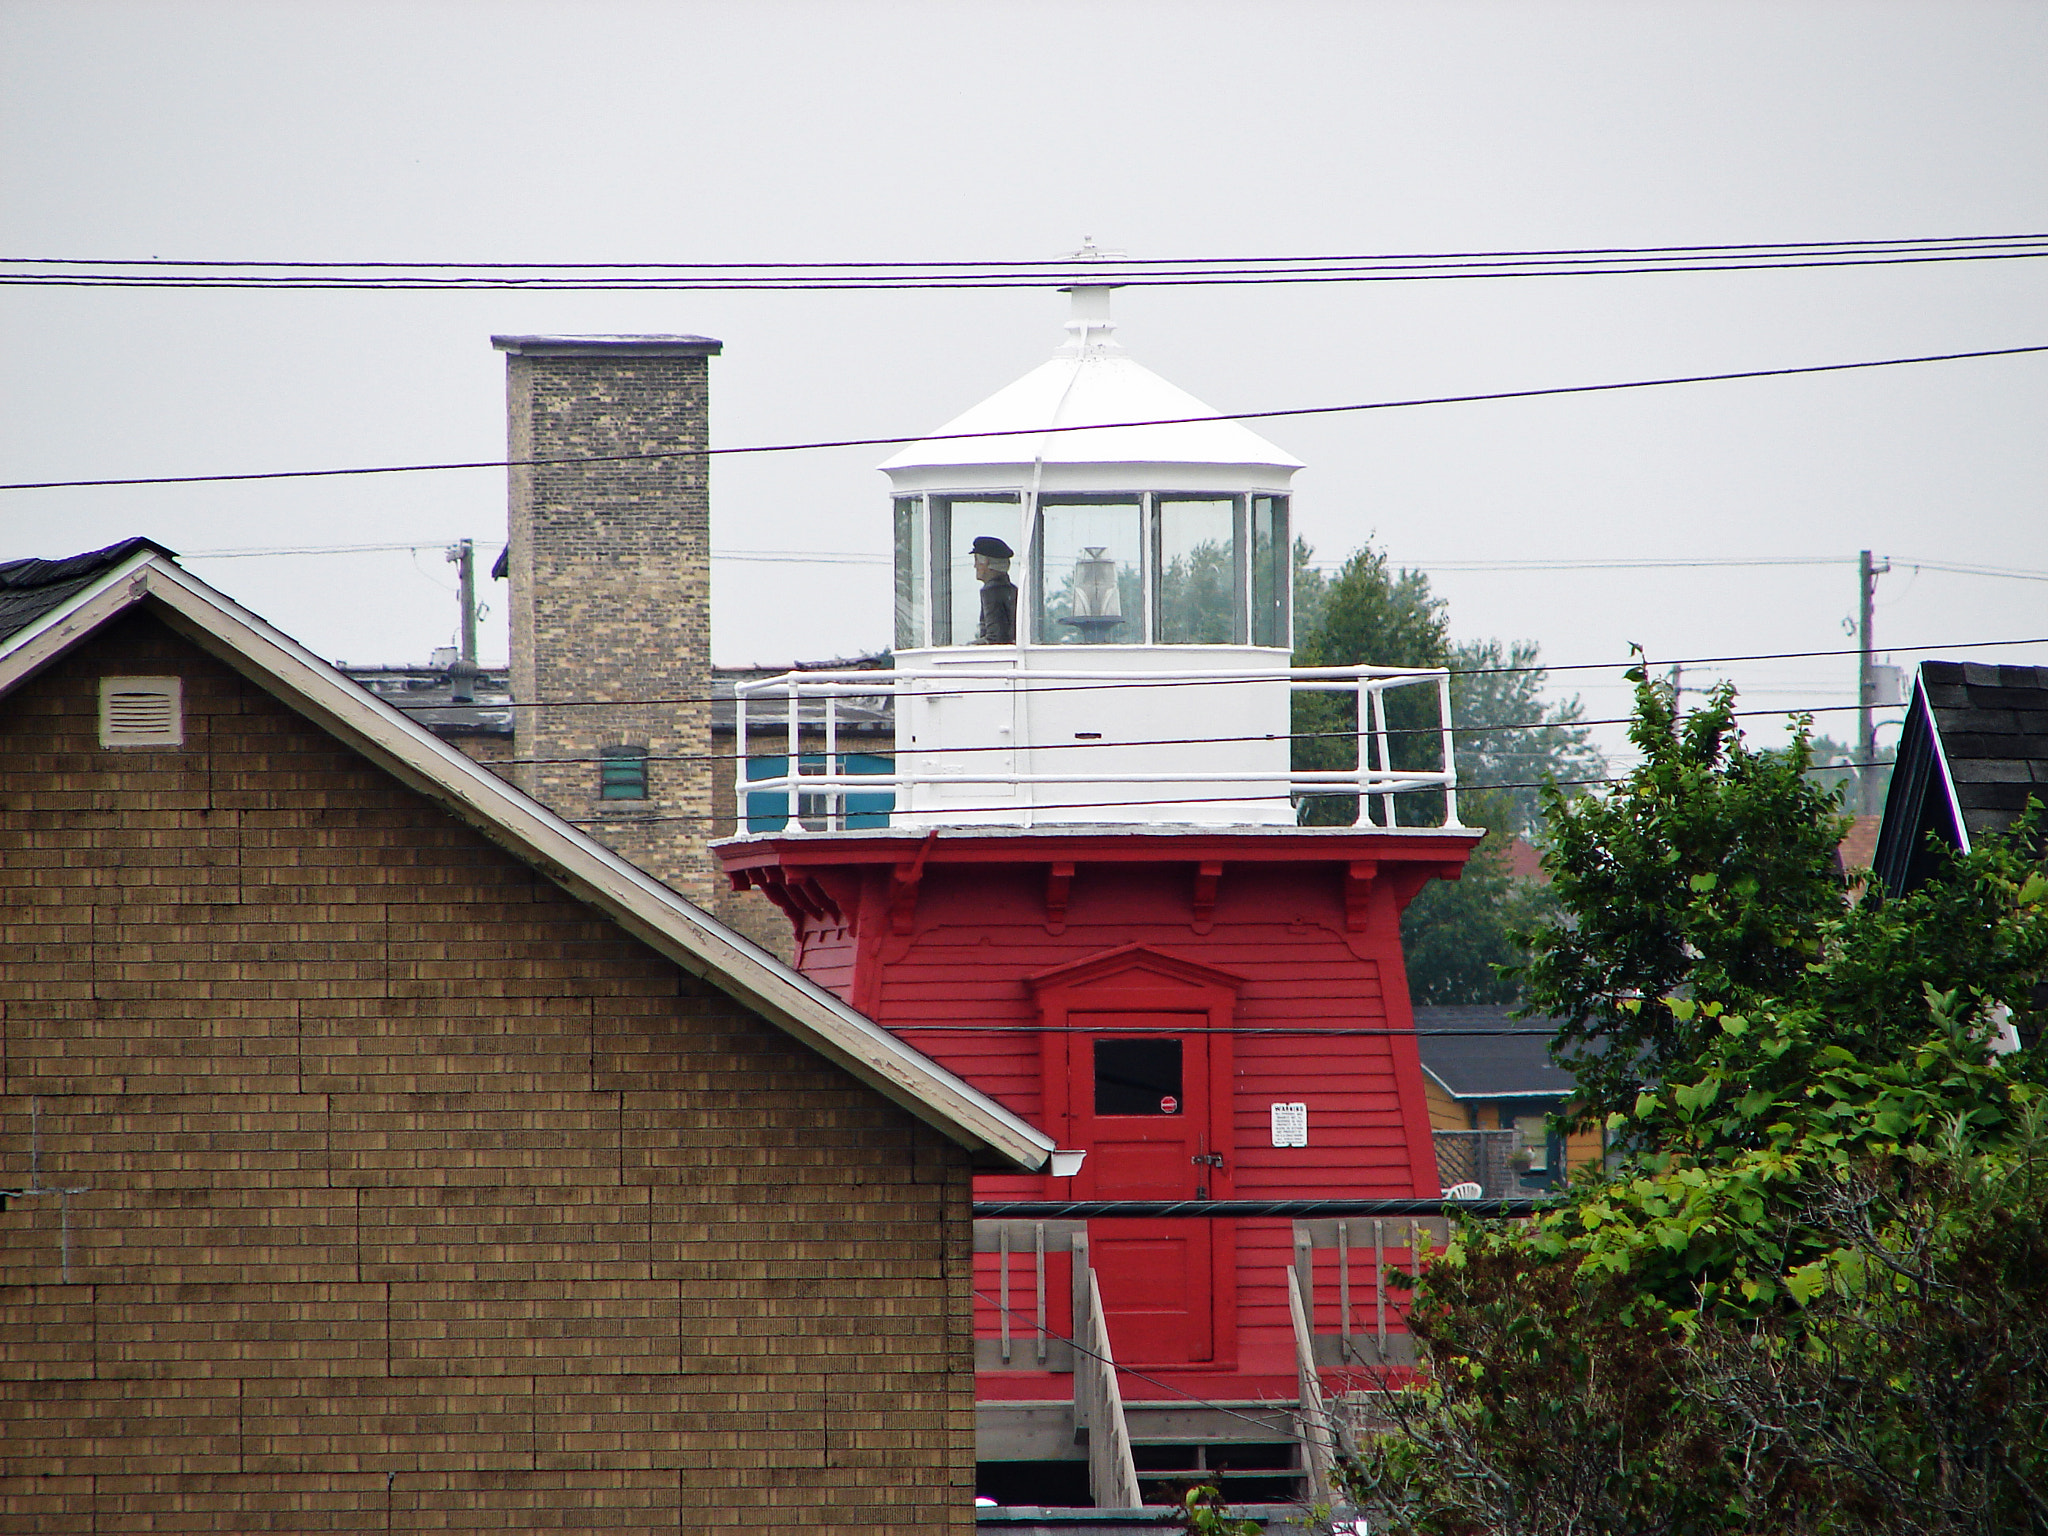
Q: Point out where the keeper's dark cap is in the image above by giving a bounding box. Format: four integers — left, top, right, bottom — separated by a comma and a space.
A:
971, 536, 1014, 559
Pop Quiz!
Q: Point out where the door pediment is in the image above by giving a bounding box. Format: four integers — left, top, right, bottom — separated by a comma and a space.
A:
1024, 943, 1247, 1003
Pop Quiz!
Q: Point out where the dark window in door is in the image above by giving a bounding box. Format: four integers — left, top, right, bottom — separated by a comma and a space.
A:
1094, 1038, 1183, 1116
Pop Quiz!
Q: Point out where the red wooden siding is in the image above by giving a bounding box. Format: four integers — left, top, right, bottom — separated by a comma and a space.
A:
718, 828, 1474, 1400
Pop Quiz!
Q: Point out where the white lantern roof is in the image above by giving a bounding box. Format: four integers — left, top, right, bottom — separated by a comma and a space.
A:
879, 287, 1304, 477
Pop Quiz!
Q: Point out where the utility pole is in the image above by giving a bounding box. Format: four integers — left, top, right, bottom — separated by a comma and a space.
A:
1856, 549, 1891, 816
446, 539, 477, 664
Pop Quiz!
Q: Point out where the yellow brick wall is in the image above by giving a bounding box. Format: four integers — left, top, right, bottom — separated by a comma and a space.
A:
0, 611, 975, 1534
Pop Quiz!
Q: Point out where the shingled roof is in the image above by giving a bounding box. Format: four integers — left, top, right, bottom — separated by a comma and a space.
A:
1414, 1005, 1575, 1101
0, 537, 176, 641
1872, 661, 2048, 895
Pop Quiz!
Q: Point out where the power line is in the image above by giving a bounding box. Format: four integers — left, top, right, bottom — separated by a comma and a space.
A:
567, 757, 1907, 828
447, 696, 1894, 775
172, 540, 2048, 584
11, 231, 2045, 269
906, 1025, 1558, 1037
180, 540, 893, 567
9, 235, 2047, 291
8, 342, 2045, 494
363, 631, 2043, 716
184, 539, 478, 560
1384, 555, 2048, 582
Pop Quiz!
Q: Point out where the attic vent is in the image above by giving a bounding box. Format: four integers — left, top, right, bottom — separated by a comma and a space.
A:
99, 677, 183, 748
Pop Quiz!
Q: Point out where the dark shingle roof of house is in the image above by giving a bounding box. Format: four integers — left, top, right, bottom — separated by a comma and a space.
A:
1414, 1005, 1574, 1101
0, 538, 175, 642
1872, 662, 2048, 894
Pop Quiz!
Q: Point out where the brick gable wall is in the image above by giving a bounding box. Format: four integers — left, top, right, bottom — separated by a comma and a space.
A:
0, 612, 973, 1533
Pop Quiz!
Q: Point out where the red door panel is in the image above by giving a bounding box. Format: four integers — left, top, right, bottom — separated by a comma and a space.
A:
1091, 1141, 1190, 1196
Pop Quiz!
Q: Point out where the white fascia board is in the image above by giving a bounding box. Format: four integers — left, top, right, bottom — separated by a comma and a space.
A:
1916, 670, 1972, 855
0, 556, 1055, 1172
0, 547, 168, 694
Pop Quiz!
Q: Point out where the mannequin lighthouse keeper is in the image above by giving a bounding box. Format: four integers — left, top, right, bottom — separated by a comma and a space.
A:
972, 535, 1017, 645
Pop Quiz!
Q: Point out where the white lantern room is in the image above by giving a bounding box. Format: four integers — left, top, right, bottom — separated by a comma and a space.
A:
875, 285, 1306, 826
731, 286, 1462, 834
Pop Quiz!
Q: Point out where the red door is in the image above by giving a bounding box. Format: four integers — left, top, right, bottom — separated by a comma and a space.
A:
1068, 1014, 1215, 1365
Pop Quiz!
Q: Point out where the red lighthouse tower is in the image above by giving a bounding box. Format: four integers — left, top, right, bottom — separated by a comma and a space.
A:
716, 284, 1477, 1511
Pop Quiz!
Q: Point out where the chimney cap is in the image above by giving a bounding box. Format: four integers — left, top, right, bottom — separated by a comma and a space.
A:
492, 334, 723, 357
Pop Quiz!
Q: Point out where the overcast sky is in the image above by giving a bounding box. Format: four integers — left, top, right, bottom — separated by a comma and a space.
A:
4, 0, 2044, 768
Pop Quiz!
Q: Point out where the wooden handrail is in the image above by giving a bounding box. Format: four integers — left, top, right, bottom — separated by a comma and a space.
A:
1061, 1228, 1141, 1510
1287, 1266, 1339, 1497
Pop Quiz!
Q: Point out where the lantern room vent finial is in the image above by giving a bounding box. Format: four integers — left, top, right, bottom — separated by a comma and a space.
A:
1059, 237, 1124, 355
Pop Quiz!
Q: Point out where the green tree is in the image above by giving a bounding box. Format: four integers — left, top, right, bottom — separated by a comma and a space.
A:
1399, 788, 1560, 1007
1290, 540, 1454, 827
1450, 638, 1606, 837
1290, 543, 1605, 1001
1339, 678, 2048, 1536
1291, 535, 1330, 644
1518, 664, 1851, 1124
1810, 732, 1897, 816
1157, 538, 1235, 644
1346, 1017, 2048, 1535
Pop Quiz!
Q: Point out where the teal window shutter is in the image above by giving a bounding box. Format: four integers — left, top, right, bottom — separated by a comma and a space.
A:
742, 752, 894, 831
843, 752, 896, 829
745, 754, 790, 832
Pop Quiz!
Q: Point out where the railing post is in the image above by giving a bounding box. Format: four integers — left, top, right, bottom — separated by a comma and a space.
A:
1034, 1221, 1048, 1364
1353, 674, 1372, 825
1371, 682, 1394, 827
734, 687, 749, 830
1337, 1219, 1351, 1346
999, 1221, 1012, 1363
783, 681, 801, 830
823, 682, 840, 828
1071, 1230, 1091, 1440
1438, 669, 1462, 827
1374, 1218, 1387, 1349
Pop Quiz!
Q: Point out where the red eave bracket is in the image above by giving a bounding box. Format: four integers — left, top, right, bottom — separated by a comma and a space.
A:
1344, 860, 1380, 932
1045, 861, 1074, 935
1192, 860, 1223, 934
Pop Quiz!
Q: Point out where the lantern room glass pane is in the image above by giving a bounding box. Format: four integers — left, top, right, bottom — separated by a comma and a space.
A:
1155, 496, 1241, 644
1251, 495, 1289, 647
931, 495, 1020, 646
893, 496, 926, 650
1036, 497, 1141, 645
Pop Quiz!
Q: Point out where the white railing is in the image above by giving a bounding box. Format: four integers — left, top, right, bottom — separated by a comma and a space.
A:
732, 663, 1462, 832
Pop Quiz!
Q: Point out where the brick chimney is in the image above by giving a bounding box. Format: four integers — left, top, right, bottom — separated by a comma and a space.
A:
493, 334, 722, 904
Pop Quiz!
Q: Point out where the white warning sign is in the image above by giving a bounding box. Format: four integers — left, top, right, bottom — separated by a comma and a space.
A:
1270, 1102, 1308, 1148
